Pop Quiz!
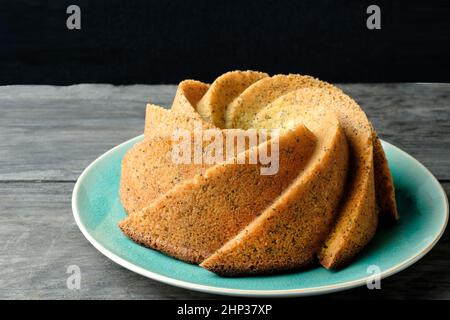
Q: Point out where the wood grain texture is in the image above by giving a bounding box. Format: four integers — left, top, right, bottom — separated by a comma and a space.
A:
0, 182, 217, 300
0, 84, 448, 299
0, 181, 448, 300
0, 83, 448, 181
0, 85, 176, 181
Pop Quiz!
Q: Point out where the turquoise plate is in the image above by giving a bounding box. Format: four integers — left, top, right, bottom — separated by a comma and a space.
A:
72, 136, 448, 297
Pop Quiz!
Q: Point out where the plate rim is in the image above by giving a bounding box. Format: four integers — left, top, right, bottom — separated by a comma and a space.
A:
72, 136, 449, 297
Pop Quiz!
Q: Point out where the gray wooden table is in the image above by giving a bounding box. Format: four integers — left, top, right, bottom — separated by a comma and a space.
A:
0, 83, 449, 300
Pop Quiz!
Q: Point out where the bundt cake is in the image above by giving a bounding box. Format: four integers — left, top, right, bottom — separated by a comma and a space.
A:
119, 70, 398, 276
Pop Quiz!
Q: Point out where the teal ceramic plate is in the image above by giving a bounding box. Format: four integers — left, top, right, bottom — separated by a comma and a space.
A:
72, 136, 448, 297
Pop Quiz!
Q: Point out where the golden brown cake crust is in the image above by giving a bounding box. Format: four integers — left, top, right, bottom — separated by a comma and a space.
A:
144, 82, 214, 140
119, 136, 212, 215
201, 120, 349, 275
119, 70, 398, 276
120, 125, 317, 264
224, 74, 382, 269
372, 131, 398, 221
197, 70, 268, 128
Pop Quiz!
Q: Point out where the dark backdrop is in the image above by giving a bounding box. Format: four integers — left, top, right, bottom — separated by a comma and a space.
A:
1, 0, 450, 84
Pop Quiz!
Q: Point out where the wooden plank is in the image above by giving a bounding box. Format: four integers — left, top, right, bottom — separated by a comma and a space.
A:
0, 83, 449, 181
0, 182, 216, 299
0, 181, 448, 299
0, 85, 176, 181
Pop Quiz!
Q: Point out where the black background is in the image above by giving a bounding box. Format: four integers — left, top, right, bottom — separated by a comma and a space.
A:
1, 0, 449, 84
